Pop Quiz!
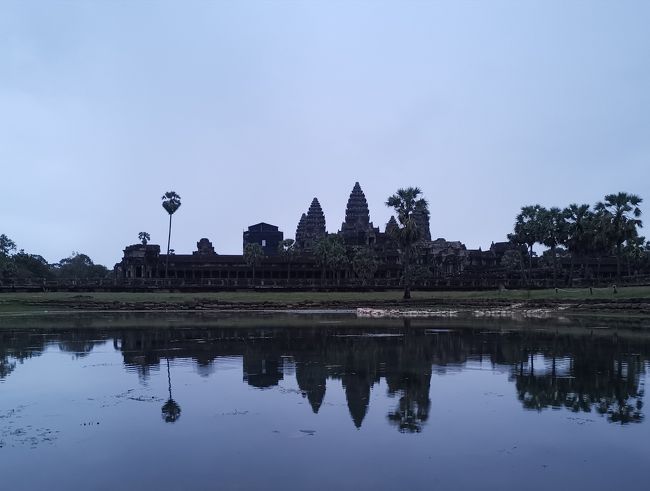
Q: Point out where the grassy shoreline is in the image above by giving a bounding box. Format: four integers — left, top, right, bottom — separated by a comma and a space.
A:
1, 286, 650, 317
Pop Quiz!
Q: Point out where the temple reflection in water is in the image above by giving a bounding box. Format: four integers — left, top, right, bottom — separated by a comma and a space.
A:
1, 319, 648, 430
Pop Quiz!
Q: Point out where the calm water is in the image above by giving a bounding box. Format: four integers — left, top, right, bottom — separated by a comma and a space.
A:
1, 313, 649, 491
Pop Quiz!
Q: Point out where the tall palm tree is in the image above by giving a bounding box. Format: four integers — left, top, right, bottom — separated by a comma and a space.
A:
623, 235, 646, 277
563, 204, 592, 285
386, 187, 429, 299
539, 207, 569, 288
314, 235, 347, 286
277, 239, 297, 282
326, 235, 348, 286
510, 205, 545, 284
161, 191, 181, 279
243, 243, 264, 286
594, 192, 643, 281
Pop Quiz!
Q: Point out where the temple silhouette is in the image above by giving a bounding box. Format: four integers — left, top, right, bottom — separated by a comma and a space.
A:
115, 182, 544, 289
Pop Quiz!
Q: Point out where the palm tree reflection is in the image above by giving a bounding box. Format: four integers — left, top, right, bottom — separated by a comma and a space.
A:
161, 357, 181, 423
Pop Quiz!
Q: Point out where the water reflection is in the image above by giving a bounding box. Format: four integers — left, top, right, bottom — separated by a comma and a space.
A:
1, 320, 648, 431
162, 358, 181, 423
513, 347, 645, 424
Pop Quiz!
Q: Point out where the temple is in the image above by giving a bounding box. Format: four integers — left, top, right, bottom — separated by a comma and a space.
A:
114, 181, 619, 289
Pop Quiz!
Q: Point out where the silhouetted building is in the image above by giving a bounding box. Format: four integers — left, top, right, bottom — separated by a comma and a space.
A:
243, 222, 284, 256
112, 180, 628, 290
194, 238, 216, 256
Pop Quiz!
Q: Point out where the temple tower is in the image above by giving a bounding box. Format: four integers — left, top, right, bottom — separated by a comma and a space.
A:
385, 216, 398, 237
413, 209, 431, 242
340, 182, 378, 247
295, 213, 307, 244
296, 198, 326, 252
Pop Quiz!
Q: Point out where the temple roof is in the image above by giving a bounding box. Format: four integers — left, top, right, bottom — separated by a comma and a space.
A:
247, 222, 279, 232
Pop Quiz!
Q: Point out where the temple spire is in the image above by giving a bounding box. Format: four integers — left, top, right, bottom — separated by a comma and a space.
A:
343, 182, 370, 228
307, 198, 326, 235
296, 213, 307, 244
295, 198, 326, 251
385, 216, 398, 236
341, 182, 377, 246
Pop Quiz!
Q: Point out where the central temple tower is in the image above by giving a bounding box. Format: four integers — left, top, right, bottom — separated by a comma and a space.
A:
340, 182, 379, 247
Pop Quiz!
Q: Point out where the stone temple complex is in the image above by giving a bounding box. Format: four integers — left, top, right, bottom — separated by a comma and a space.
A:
114, 182, 562, 289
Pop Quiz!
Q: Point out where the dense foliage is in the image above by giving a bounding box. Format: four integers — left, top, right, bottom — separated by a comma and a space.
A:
509, 192, 647, 283
0, 234, 109, 284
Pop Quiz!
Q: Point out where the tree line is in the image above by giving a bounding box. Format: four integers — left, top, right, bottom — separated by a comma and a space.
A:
508, 192, 647, 286
4, 188, 646, 294
0, 233, 109, 283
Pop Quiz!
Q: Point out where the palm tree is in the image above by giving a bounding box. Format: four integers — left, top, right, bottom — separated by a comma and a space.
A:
539, 207, 569, 288
314, 237, 330, 284
509, 205, 545, 284
327, 236, 348, 286
277, 239, 297, 282
314, 235, 347, 286
386, 187, 429, 299
243, 243, 264, 286
138, 231, 150, 245
563, 204, 593, 285
595, 192, 643, 281
623, 235, 646, 278
161, 191, 181, 279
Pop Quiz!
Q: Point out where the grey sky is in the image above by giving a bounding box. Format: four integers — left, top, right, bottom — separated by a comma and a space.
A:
2, 1, 649, 266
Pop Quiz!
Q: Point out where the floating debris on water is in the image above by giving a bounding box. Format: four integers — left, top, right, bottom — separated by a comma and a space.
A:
357, 304, 571, 319
356, 308, 459, 318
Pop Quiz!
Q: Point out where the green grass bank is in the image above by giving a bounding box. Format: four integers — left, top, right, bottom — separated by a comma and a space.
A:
2, 286, 650, 317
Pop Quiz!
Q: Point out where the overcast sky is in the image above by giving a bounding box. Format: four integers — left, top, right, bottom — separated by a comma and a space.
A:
1, 1, 649, 266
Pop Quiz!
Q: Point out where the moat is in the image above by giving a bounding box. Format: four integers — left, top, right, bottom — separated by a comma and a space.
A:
1, 313, 649, 490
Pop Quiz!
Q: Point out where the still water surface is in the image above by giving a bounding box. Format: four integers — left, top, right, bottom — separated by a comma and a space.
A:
1, 313, 649, 490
